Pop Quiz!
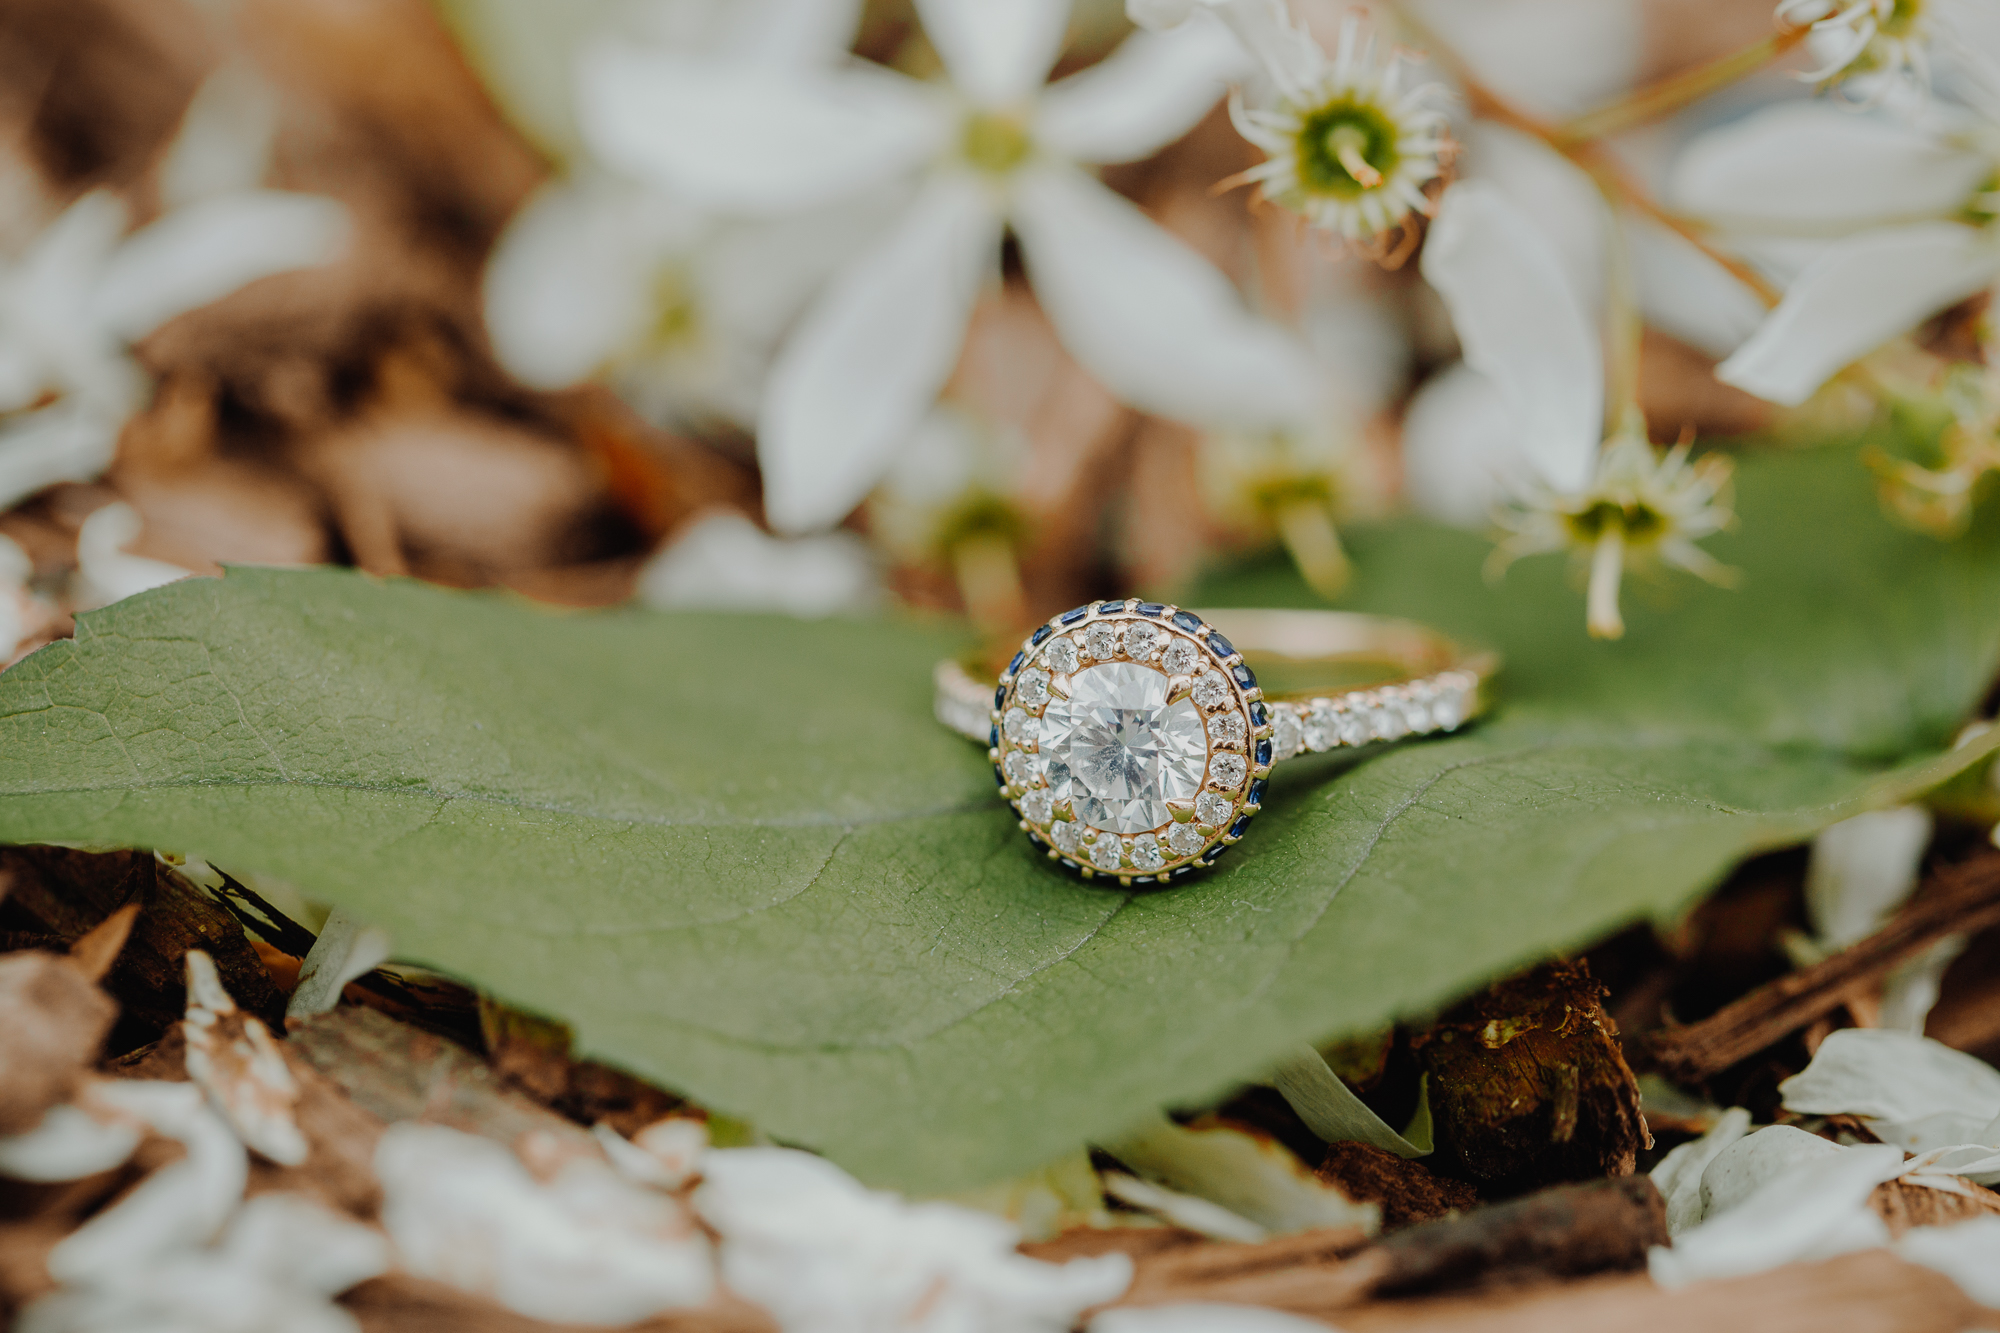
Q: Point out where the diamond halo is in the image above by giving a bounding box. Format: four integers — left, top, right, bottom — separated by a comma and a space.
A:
988, 600, 1275, 885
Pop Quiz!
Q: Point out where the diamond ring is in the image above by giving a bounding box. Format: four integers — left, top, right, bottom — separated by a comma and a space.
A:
935, 601, 1498, 886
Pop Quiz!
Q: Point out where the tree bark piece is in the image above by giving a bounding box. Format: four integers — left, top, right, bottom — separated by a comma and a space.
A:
1646, 850, 2000, 1084
1413, 961, 1647, 1194
1318, 1142, 1479, 1231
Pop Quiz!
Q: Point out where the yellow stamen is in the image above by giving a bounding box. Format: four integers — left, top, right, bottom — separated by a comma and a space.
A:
1272, 497, 1351, 600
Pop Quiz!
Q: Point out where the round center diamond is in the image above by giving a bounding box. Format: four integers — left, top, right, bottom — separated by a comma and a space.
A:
1041, 662, 1207, 835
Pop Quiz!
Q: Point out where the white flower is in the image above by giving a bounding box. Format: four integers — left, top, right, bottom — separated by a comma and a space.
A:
1670, 82, 2000, 405
1218, 7, 1453, 246
1779, 1028, 2000, 1160
374, 1122, 714, 1325
23, 1193, 390, 1333
72, 502, 194, 610
1776, 0, 1944, 95
47, 1081, 248, 1283
636, 508, 881, 616
1875, 363, 2000, 536
1102, 1114, 1375, 1239
0, 186, 346, 511
1647, 1131, 1905, 1287
1417, 182, 1735, 638
482, 0, 882, 431
0, 1100, 142, 1183
581, 0, 1316, 532
695, 1145, 1132, 1333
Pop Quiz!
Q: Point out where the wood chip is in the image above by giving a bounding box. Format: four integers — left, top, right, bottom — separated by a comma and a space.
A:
1317, 1142, 1479, 1231
343, 1273, 777, 1333
1869, 1175, 2000, 1236
1646, 850, 2000, 1084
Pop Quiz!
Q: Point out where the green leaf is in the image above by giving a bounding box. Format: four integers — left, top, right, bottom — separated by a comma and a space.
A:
2, 444, 1995, 1192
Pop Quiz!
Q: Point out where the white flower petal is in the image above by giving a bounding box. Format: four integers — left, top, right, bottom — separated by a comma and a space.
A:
1461, 123, 1606, 321
1011, 164, 1316, 429
286, 907, 393, 1021
1806, 807, 1933, 949
1649, 1106, 1751, 1235
1409, 0, 1641, 119
1104, 1113, 1375, 1236
1716, 224, 2000, 406
159, 62, 282, 208
1649, 1140, 1903, 1288
915, 0, 1071, 107
1420, 181, 1601, 493
1780, 1029, 2000, 1152
376, 1122, 713, 1324
93, 192, 348, 342
1896, 1216, 2000, 1307
1880, 935, 1968, 1035
697, 1146, 1132, 1332
48, 1081, 248, 1283
577, 47, 945, 215
1091, 1303, 1336, 1333
75, 502, 194, 611
0, 404, 121, 513
710, 0, 866, 66
0, 1103, 142, 1183
1400, 362, 1532, 525
483, 177, 693, 390
1697, 1125, 1845, 1221
1671, 102, 1990, 231
1036, 21, 1246, 164
1127, 0, 1198, 31
220, 1193, 392, 1297
638, 510, 882, 615
1628, 216, 1769, 360
758, 176, 1001, 533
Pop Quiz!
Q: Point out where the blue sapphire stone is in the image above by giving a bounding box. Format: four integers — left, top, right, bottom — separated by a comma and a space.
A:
1232, 662, 1256, 689
1250, 701, 1267, 727
1206, 631, 1235, 660
1205, 844, 1230, 863
1171, 610, 1202, 633
993, 684, 1008, 710
1006, 650, 1026, 676
988, 723, 999, 749
1137, 602, 1166, 617
993, 765, 1007, 788
1030, 625, 1052, 646
1255, 738, 1273, 766
1094, 599, 1125, 615
1247, 777, 1267, 806
1059, 605, 1090, 626
1229, 815, 1251, 838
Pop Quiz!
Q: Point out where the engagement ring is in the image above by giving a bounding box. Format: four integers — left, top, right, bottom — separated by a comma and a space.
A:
935, 601, 1498, 885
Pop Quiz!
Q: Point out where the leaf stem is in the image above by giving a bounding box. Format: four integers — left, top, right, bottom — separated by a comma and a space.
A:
1272, 498, 1352, 600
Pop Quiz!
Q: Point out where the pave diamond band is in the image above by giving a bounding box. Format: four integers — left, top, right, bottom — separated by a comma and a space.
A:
935, 603, 1498, 887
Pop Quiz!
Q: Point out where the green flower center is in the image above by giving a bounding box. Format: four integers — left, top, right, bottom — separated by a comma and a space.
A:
647, 264, 700, 350
1565, 499, 1667, 543
961, 111, 1033, 175
1293, 102, 1399, 198
1881, 0, 1924, 37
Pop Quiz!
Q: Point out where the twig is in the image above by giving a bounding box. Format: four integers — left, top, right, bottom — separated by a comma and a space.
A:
1645, 850, 2000, 1085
